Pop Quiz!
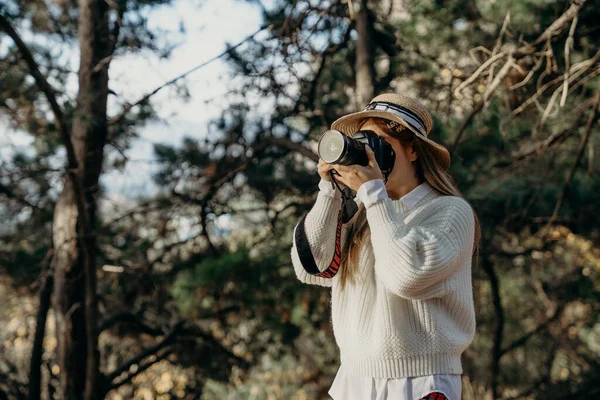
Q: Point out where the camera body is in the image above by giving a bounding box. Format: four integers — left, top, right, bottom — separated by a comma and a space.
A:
317, 129, 396, 180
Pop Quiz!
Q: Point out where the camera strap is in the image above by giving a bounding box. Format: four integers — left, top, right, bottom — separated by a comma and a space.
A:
294, 172, 358, 279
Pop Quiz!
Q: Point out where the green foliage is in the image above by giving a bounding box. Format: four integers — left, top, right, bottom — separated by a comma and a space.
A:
172, 245, 279, 315
0, 247, 46, 285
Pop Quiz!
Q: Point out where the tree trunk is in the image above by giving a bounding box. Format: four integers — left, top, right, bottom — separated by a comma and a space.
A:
355, 0, 376, 106
52, 0, 112, 398
28, 256, 54, 400
52, 184, 87, 399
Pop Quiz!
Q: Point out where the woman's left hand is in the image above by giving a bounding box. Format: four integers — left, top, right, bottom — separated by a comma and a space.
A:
330, 145, 384, 192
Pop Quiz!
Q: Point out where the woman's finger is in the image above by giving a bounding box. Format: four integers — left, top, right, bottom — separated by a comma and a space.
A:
332, 163, 349, 173
318, 159, 340, 181
318, 162, 338, 174
318, 158, 330, 167
318, 163, 331, 172
365, 145, 378, 168
332, 174, 347, 186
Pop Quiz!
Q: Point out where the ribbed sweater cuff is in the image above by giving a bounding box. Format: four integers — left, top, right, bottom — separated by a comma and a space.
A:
318, 178, 342, 199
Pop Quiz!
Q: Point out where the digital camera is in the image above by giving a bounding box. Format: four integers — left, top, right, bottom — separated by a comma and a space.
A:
317, 129, 396, 180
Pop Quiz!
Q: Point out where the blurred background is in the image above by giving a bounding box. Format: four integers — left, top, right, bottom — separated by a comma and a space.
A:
0, 0, 599, 399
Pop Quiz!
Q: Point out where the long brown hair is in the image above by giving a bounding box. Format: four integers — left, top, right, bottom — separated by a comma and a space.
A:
338, 118, 481, 290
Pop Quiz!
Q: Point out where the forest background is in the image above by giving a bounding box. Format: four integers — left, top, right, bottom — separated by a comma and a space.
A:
1, 0, 599, 399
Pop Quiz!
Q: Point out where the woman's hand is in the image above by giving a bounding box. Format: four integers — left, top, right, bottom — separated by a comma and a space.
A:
317, 158, 338, 182
329, 146, 383, 192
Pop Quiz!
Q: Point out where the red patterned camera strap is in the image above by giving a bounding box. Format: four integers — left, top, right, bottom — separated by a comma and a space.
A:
294, 214, 344, 279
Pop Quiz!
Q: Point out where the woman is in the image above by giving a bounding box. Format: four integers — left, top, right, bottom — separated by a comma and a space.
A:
290, 93, 481, 400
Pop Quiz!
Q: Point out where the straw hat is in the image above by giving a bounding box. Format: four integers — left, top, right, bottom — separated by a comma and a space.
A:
330, 93, 451, 170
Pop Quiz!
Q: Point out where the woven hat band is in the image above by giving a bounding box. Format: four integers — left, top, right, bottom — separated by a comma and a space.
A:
363, 101, 427, 136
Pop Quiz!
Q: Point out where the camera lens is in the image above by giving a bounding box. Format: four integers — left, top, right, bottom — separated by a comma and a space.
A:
318, 130, 346, 163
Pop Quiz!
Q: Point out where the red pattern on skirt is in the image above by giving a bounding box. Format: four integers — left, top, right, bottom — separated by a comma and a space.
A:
419, 392, 449, 400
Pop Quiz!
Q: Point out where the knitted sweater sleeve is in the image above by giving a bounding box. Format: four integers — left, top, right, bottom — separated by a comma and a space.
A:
290, 184, 348, 287
365, 195, 475, 300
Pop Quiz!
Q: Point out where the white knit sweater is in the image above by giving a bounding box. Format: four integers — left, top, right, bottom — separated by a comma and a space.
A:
290, 180, 476, 379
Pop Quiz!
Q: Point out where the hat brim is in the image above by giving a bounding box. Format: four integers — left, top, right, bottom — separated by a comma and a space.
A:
330, 110, 451, 170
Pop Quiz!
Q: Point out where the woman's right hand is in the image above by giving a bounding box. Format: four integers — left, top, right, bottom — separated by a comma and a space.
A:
318, 159, 338, 182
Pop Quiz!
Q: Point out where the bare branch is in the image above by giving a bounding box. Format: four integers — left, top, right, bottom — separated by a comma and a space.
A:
0, 15, 67, 139
454, 0, 591, 123
509, 56, 544, 90
486, 11, 511, 87
298, 22, 354, 116
98, 312, 165, 336
483, 54, 514, 103
108, 24, 272, 126
499, 303, 565, 357
106, 0, 126, 54
529, 0, 587, 47
449, 101, 484, 155
454, 52, 506, 98
108, 347, 174, 391
511, 50, 600, 117
268, 137, 318, 161
546, 84, 600, 228
560, 15, 578, 107
493, 11, 511, 55
28, 250, 55, 400
106, 321, 185, 383
100, 200, 162, 228
482, 256, 504, 399
511, 104, 588, 160
106, 319, 249, 393
0, 182, 40, 210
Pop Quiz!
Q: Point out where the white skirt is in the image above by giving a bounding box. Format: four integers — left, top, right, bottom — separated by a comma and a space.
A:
328, 364, 462, 400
